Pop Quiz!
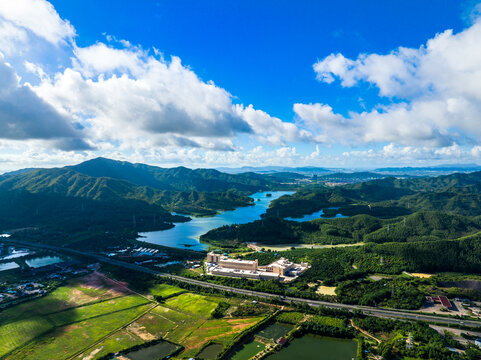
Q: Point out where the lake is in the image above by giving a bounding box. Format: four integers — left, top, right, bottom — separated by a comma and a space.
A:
139, 191, 292, 251
285, 207, 347, 222
25, 256, 64, 268
266, 335, 357, 360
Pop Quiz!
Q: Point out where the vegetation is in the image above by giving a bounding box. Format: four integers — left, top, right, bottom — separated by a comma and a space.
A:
201, 210, 481, 247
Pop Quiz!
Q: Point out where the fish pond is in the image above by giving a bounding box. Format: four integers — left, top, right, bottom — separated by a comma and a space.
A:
0, 261, 20, 272
230, 339, 266, 360
196, 343, 224, 359
124, 341, 178, 360
25, 256, 64, 268
267, 334, 357, 360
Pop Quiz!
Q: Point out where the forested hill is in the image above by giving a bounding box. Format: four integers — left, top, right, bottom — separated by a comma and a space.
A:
0, 164, 271, 232
67, 157, 275, 192
267, 171, 481, 218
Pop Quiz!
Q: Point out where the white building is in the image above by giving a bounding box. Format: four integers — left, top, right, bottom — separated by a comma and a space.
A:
205, 252, 309, 281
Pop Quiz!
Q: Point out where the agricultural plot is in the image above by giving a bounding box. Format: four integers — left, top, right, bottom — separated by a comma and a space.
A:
0, 317, 53, 358
78, 329, 144, 359
7, 304, 153, 360
0, 273, 127, 325
0, 275, 266, 360
149, 283, 185, 298
164, 293, 219, 317
47, 295, 150, 327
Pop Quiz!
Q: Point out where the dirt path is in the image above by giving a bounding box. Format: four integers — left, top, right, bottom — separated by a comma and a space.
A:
350, 319, 381, 344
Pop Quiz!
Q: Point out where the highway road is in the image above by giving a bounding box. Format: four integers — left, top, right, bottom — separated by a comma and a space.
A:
5, 238, 481, 328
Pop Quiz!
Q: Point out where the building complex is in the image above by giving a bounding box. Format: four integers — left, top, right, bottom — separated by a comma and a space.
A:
206, 252, 309, 281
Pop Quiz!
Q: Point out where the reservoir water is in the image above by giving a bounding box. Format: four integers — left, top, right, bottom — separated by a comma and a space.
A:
285, 207, 347, 222
139, 191, 292, 251
266, 335, 357, 360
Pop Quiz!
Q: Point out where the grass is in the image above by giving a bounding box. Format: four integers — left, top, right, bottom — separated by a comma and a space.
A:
0, 317, 53, 358
0, 276, 268, 360
0, 280, 119, 324
276, 311, 305, 324
310, 315, 345, 328
47, 295, 150, 327
149, 283, 185, 298
167, 317, 263, 357
128, 307, 179, 339
164, 293, 219, 317
9, 304, 153, 360
79, 329, 144, 359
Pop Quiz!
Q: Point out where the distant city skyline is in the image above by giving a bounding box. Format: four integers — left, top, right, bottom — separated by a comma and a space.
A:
1, 0, 481, 171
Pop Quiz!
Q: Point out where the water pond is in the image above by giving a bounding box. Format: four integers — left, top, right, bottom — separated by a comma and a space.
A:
266, 334, 357, 360
124, 341, 178, 360
25, 256, 64, 268
0, 248, 32, 261
196, 343, 224, 359
230, 339, 266, 360
139, 191, 293, 251
0, 261, 20, 272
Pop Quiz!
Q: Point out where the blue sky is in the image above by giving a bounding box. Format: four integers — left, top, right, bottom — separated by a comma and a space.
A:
0, 0, 481, 170
50, 0, 468, 120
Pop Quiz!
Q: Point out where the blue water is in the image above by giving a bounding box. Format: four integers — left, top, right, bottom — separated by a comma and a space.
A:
25, 256, 64, 268
0, 262, 20, 272
285, 207, 347, 222
139, 191, 292, 251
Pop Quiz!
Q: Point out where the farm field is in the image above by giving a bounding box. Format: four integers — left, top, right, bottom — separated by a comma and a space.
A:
148, 283, 185, 298
0, 272, 266, 359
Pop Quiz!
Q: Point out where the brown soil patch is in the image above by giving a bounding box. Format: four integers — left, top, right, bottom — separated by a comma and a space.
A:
81, 272, 132, 296
127, 322, 156, 341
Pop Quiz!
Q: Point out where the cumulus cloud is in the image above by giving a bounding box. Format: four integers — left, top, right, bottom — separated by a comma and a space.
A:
0, 0, 75, 46
235, 104, 312, 146
0, 59, 90, 150
301, 18, 481, 148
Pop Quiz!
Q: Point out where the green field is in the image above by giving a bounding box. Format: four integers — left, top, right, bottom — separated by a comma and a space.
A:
79, 330, 144, 359
0, 275, 266, 360
47, 295, 150, 327
8, 304, 153, 360
164, 293, 219, 317
149, 283, 185, 298
0, 317, 53, 358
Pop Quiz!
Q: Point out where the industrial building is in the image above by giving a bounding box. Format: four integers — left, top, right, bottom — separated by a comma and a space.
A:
205, 252, 309, 281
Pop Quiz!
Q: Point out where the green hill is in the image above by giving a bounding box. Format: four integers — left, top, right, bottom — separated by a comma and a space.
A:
0, 164, 265, 232
68, 157, 274, 192
267, 171, 481, 219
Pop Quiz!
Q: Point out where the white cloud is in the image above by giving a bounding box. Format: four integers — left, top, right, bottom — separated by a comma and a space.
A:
0, 0, 75, 46
298, 18, 481, 148
0, 59, 89, 150
235, 104, 312, 146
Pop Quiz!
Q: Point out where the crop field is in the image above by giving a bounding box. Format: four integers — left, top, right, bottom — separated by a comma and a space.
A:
149, 283, 185, 298
0, 317, 53, 358
0, 274, 266, 360
164, 293, 219, 317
